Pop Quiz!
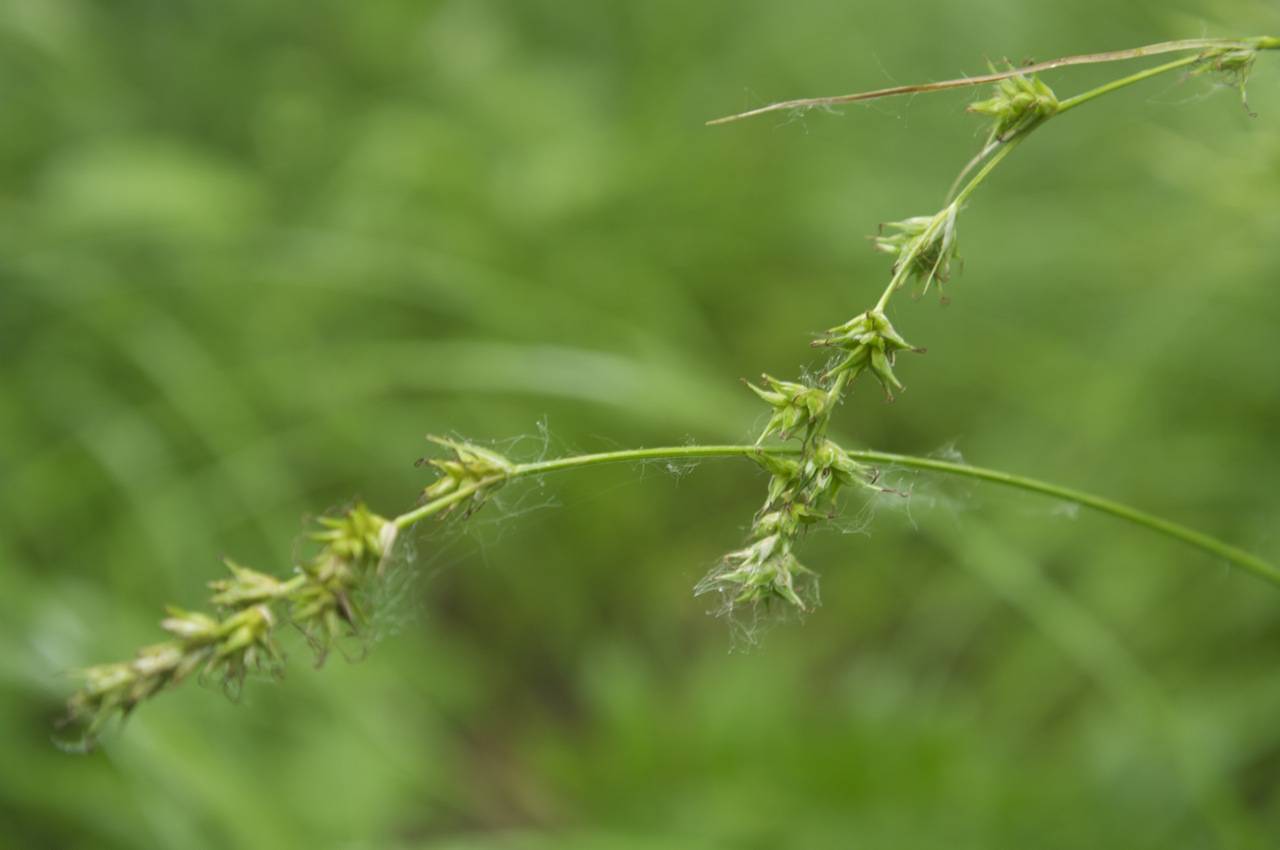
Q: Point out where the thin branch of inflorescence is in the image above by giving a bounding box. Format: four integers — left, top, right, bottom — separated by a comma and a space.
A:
706, 35, 1280, 125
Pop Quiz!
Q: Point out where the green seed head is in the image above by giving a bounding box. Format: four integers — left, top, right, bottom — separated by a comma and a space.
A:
815, 309, 922, 399
159, 607, 222, 643
967, 67, 1059, 141
63, 640, 213, 742
872, 203, 960, 297
419, 436, 514, 511
746, 374, 834, 443
697, 536, 819, 613
801, 440, 877, 504
207, 604, 282, 691
208, 560, 289, 608
311, 503, 390, 571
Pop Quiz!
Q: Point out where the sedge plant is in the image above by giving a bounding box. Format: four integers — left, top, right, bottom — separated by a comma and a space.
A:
58, 35, 1280, 750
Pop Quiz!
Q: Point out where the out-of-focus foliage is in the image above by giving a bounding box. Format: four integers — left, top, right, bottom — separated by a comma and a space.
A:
3, 0, 1280, 847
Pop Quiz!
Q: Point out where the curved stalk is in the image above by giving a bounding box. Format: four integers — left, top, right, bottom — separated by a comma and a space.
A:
392, 444, 1280, 589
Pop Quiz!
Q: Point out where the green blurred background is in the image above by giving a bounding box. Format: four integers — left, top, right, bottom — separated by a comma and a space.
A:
3, 0, 1280, 847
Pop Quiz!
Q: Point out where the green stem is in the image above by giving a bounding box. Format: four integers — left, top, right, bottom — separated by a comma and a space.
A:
950, 138, 1022, 206
1058, 54, 1203, 112
851, 449, 1280, 587
392, 445, 788, 530
393, 444, 1280, 589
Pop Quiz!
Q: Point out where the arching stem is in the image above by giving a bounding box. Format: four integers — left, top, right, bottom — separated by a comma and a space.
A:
395, 444, 1280, 589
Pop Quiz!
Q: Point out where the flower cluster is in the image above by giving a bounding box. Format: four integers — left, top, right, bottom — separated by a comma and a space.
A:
417, 436, 514, 515
701, 533, 817, 611
967, 67, 1059, 142
290, 504, 395, 661
698, 440, 879, 616
814, 309, 923, 400
746, 374, 839, 444
872, 203, 960, 297
61, 503, 393, 749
